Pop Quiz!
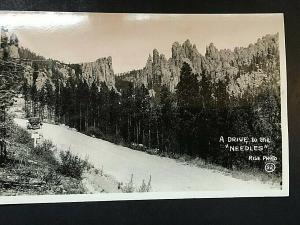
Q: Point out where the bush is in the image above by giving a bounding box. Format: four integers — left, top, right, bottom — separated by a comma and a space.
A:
122, 174, 135, 193
42, 168, 61, 185
106, 133, 125, 145
57, 150, 88, 179
121, 174, 152, 193
138, 175, 152, 192
86, 127, 125, 146
85, 127, 104, 139
130, 143, 147, 151
32, 140, 57, 166
12, 126, 32, 146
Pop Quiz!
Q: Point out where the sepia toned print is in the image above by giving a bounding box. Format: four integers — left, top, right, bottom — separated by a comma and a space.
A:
0, 12, 288, 204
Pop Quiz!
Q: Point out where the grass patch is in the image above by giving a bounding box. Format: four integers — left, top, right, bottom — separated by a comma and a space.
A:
121, 174, 152, 193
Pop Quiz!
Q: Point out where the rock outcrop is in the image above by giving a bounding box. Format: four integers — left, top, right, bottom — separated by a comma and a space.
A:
1, 28, 116, 91
22, 56, 116, 91
118, 34, 279, 98
3, 26, 278, 100
0, 28, 19, 59
81, 57, 115, 89
119, 39, 206, 92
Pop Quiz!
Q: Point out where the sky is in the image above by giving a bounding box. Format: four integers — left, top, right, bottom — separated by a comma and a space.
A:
0, 12, 283, 73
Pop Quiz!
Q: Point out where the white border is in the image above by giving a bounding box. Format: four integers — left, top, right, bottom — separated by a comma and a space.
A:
278, 13, 289, 197
0, 13, 289, 205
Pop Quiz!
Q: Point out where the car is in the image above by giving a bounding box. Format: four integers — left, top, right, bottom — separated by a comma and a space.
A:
27, 117, 43, 130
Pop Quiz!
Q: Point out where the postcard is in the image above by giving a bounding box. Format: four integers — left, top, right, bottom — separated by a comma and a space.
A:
0, 12, 288, 204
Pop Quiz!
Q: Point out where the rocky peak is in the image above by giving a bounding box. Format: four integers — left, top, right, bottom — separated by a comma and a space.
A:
171, 40, 202, 65
122, 39, 206, 93
141, 55, 153, 88
81, 57, 115, 89
0, 27, 8, 47
159, 54, 167, 64
205, 43, 219, 61
9, 33, 19, 46
171, 42, 180, 54
0, 29, 19, 59
182, 39, 193, 58
144, 55, 153, 71
153, 49, 160, 65
1, 28, 116, 92
171, 42, 182, 66
146, 54, 152, 64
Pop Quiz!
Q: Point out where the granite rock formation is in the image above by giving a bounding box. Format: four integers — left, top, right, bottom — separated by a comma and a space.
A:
118, 34, 279, 98
81, 57, 115, 89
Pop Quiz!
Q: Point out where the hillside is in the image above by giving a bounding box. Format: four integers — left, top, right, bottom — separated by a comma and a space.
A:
0, 28, 116, 92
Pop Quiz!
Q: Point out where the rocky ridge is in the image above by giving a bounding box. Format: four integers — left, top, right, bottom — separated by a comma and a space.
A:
1, 27, 279, 98
22, 57, 116, 91
0, 28, 20, 59
118, 34, 280, 98
1, 28, 116, 91
81, 56, 115, 89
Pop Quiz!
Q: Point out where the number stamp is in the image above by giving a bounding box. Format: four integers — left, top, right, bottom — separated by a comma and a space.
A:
265, 162, 276, 173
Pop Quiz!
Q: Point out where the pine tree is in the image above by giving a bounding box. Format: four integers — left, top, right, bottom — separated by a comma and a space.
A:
89, 81, 99, 129
38, 85, 46, 119
22, 81, 31, 117
61, 79, 72, 125
120, 82, 135, 143
76, 80, 90, 131
54, 80, 62, 123
160, 85, 177, 153
109, 88, 121, 137
30, 62, 40, 117
134, 84, 150, 145
68, 77, 77, 127
98, 82, 110, 134
0, 59, 24, 162
176, 62, 200, 155
44, 79, 54, 121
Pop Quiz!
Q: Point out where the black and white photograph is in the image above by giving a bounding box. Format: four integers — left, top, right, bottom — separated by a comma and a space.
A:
0, 12, 288, 204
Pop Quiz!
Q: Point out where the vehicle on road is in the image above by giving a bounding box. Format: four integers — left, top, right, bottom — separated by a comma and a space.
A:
27, 117, 43, 130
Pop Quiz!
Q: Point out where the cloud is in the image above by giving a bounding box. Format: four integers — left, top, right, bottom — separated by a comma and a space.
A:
124, 14, 183, 22
0, 12, 88, 29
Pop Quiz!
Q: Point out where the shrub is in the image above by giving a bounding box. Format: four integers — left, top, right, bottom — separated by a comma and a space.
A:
121, 174, 152, 193
138, 175, 152, 192
122, 174, 134, 193
106, 133, 125, 145
146, 148, 159, 155
42, 168, 61, 185
57, 150, 88, 179
32, 140, 57, 166
12, 126, 32, 146
85, 127, 104, 139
